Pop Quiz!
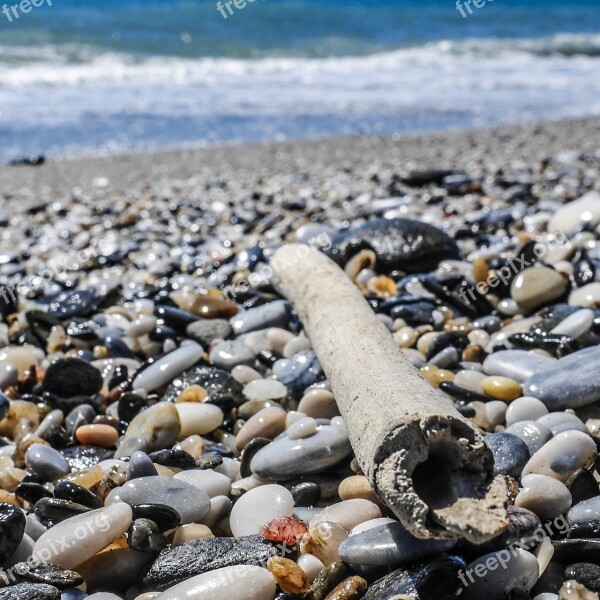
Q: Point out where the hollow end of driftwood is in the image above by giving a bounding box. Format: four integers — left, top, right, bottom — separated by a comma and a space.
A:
374, 415, 507, 543
271, 243, 508, 544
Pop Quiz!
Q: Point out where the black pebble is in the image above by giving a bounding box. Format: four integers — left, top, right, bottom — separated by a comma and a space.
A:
53, 481, 103, 509
565, 562, 600, 592
568, 520, 600, 539
42, 358, 103, 398
566, 469, 599, 504
15, 482, 53, 505
34, 498, 90, 527
131, 504, 181, 533
117, 392, 148, 423
12, 562, 83, 589
128, 518, 167, 554
196, 451, 223, 470
0, 502, 26, 564
289, 482, 321, 507
0, 583, 60, 599
148, 449, 195, 470
240, 437, 271, 478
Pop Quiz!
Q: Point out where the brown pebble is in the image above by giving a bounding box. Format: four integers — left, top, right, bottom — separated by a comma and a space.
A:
298, 389, 340, 420
462, 343, 486, 363
366, 275, 397, 297
260, 516, 308, 547
481, 376, 522, 402
505, 475, 520, 505
324, 575, 368, 600
338, 475, 381, 506
171, 290, 239, 318
419, 365, 455, 388
75, 424, 119, 448
267, 556, 310, 595
473, 257, 489, 285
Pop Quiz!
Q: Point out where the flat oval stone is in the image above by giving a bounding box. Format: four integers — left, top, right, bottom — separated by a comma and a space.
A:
505, 397, 549, 426
324, 217, 459, 274
309, 500, 382, 532
75, 424, 119, 448
297, 389, 340, 420
538, 412, 587, 435
287, 417, 318, 440
12, 561, 84, 588
0, 501, 26, 563
568, 496, 600, 525
484, 432, 530, 478
462, 548, 539, 599
338, 521, 456, 566
116, 402, 180, 458
522, 430, 597, 482
483, 350, 556, 383
362, 555, 465, 600
155, 565, 276, 600
112, 476, 210, 524
250, 426, 352, 480
511, 267, 568, 311
144, 535, 278, 589
230, 300, 291, 335
210, 340, 256, 370
243, 379, 287, 402
175, 403, 223, 437
550, 309, 595, 338
235, 407, 287, 451
523, 346, 600, 409
505, 420, 553, 455
548, 192, 600, 235
570, 282, 600, 307
0, 583, 61, 599
25, 444, 71, 481
516, 474, 572, 520
186, 318, 233, 346
230, 484, 294, 537
132, 342, 204, 392
32, 503, 132, 569
173, 470, 232, 498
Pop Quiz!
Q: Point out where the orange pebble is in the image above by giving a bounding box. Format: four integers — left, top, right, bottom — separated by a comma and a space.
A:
75, 424, 119, 448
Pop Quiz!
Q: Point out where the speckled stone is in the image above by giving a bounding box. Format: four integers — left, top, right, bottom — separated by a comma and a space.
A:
505, 420, 553, 455
484, 432, 530, 478
144, 536, 279, 589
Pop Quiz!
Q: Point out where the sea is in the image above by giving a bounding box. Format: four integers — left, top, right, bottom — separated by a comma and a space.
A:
0, 0, 599, 159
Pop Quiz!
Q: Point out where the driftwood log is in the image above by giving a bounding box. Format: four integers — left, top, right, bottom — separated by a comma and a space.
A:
271, 244, 507, 543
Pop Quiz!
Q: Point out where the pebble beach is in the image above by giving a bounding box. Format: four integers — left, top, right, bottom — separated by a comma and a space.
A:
1, 117, 600, 600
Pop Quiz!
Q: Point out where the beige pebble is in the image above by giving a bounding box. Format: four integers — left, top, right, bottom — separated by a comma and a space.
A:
417, 332, 438, 355
511, 267, 568, 311
235, 406, 287, 451
267, 328, 296, 355
300, 521, 348, 565
366, 275, 397, 297
323, 575, 368, 600
172, 524, 214, 544
176, 385, 208, 403
393, 327, 418, 349
338, 476, 381, 506
76, 424, 119, 448
481, 376, 522, 401
0, 467, 26, 493
297, 389, 340, 420
0, 400, 41, 437
0, 346, 39, 377
309, 499, 382, 532
174, 435, 205, 458
453, 369, 486, 392
345, 250, 376, 282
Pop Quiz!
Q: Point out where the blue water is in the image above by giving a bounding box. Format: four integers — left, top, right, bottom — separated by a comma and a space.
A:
1, 0, 599, 159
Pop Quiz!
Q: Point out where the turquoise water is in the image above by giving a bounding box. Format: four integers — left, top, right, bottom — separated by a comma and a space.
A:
1, 0, 599, 158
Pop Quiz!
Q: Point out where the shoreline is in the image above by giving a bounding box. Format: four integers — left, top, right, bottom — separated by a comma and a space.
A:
1, 116, 600, 208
